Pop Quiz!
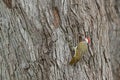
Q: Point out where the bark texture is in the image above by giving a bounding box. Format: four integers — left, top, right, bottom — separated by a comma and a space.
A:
109, 0, 120, 80
0, 0, 116, 80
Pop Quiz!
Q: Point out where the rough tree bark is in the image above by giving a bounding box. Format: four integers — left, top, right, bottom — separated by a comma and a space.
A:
109, 0, 120, 80
0, 0, 116, 80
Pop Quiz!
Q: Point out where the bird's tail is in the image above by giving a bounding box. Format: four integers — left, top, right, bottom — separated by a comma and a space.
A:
69, 57, 76, 65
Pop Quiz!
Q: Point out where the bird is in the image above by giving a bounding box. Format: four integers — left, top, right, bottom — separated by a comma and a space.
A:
69, 37, 90, 65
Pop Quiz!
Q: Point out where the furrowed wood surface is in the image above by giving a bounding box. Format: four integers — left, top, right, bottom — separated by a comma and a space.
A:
1, 0, 119, 80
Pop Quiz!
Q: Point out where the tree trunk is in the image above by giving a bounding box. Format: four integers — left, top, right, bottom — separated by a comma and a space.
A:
0, 0, 116, 80
109, 0, 120, 80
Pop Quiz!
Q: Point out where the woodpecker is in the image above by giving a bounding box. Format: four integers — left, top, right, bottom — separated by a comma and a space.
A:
69, 37, 90, 65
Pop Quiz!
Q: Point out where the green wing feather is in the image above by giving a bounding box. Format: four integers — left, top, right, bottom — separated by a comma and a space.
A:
69, 42, 87, 65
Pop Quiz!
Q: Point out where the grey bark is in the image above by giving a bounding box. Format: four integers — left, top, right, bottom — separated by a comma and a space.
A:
109, 0, 120, 80
0, 0, 116, 80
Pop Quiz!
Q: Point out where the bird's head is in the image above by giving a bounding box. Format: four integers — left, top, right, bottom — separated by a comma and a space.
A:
85, 37, 91, 44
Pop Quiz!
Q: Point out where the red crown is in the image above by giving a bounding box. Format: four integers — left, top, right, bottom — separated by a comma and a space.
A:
87, 37, 91, 44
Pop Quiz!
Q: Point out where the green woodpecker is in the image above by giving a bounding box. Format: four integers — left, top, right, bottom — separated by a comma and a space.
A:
69, 37, 90, 65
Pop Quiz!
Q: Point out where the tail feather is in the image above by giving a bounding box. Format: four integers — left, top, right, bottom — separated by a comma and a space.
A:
69, 57, 76, 65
